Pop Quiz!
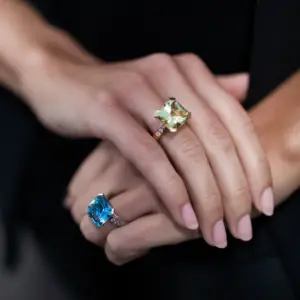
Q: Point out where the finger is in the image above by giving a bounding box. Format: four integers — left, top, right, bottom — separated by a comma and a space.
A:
134, 54, 251, 242
112, 66, 230, 245
105, 213, 200, 265
88, 92, 191, 229
216, 73, 249, 102
80, 214, 114, 247
66, 142, 118, 208
176, 54, 273, 217
80, 187, 157, 247
70, 162, 140, 223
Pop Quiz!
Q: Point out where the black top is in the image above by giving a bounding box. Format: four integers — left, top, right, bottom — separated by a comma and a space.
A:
0, 0, 299, 299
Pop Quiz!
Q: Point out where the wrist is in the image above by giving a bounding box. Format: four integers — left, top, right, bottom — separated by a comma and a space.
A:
0, 1, 48, 87
250, 71, 300, 204
0, 1, 97, 99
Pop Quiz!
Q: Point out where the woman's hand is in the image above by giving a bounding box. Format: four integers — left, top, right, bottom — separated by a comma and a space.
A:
23, 48, 272, 245
66, 140, 201, 265
0, 2, 273, 245
65, 73, 264, 253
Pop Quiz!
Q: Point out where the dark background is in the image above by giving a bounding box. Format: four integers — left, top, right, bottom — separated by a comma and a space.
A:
0, 0, 299, 299
0, 229, 72, 300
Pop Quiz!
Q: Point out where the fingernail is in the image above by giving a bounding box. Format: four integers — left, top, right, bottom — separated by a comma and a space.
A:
213, 220, 227, 248
182, 203, 199, 230
237, 214, 252, 241
260, 187, 274, 216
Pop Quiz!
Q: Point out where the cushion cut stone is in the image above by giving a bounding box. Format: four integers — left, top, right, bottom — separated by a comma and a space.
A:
87, 194, 114, 228
155, 98, 190, 132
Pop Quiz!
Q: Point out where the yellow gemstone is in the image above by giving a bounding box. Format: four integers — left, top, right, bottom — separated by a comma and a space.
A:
155, 98, 190, 132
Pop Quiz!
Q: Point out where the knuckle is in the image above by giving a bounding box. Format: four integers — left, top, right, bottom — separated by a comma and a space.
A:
166, 174, 189, 204
23, 47, 56, 75
176, 53, 205, 69
80, 223, 99, 245
207, 121, 233, 152
125, 70, 148, 87
176, 53, 202, 64
139, 183, 160, 212
63, 194, 74, 209
118, 71, 149, 95
67, 183, 76, 199
145, 53, 175, 72
233, 186, 251, 202
95, 89, 116, 111
179, 138, 204, 163
242, 117, 256, 135
70, 203, 83, 224
199, 191, 223, 219
225, 186, 252, 214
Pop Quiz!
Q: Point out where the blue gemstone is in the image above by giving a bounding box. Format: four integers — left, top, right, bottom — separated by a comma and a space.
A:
87, 194, 114, 228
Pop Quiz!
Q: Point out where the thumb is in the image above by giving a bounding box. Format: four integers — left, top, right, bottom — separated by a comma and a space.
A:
216, 73, 249, 103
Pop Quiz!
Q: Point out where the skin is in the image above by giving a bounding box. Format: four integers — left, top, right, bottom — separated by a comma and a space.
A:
66, 71, 300, 265
0, 2, 274, 248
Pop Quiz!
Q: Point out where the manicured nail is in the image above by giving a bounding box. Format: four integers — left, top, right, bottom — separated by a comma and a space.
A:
182, 203, 199, 230
260, 187, 274, 216
237, 214, 252, 241
213, 220, 227, 248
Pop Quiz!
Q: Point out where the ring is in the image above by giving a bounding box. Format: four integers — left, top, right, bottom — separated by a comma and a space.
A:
87, 193, 123, 228
153, 97, 191, 141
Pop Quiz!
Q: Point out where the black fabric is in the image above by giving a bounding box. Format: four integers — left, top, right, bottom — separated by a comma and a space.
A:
0, 0, 299, 299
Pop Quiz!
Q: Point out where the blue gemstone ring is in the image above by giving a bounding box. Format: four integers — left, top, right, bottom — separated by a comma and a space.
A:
87, 194, 123, 228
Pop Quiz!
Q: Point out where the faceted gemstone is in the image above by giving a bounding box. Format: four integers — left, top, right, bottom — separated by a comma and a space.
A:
155, 98, 190, 132
87, 194, 114, 228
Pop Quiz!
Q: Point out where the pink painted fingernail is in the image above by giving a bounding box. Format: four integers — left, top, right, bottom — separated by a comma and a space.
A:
237, 214, 252, 241
261, 187, 274, 216
213, 220, 227, 248
182, 203, 199, 230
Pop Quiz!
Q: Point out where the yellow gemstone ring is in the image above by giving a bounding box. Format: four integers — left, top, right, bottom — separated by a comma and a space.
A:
153, 97, 191, 141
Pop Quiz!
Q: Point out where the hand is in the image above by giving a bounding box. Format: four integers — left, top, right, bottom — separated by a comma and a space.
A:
66, 140, 200, 265
66, 74, 262, 257
17, 28, 273, 244
23, 45, 272, 245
